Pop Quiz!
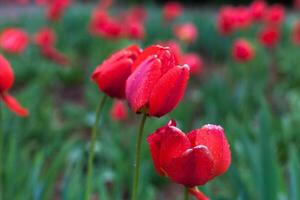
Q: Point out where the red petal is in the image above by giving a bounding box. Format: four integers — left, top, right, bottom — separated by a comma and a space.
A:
188, 187, 210, 200
149, 65, 189, 117
165, 145, 214, 187
0, 54, 14, 92
187, 125, 231, 176
147, 121, 190, 176
1, 93, 29, 117
126, 56, 161, 113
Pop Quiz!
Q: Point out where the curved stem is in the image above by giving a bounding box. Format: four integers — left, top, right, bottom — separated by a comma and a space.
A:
131, 113, 147, 200
184, 187, 189, 200
85, 95, 107, 200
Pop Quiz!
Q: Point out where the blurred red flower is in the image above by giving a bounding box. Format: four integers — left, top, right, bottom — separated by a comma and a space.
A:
258, 26, 280, 48
147, 120, 231, 198
181, 53, 203, 75
292, 21, 300, 45
110, 100, 128, 121
250, 1, 266, 21
217, 6, 236, 35
232, 39, 254, 62
233, 6, 253, 30
0, 55, 29, 117
41, 46, 69, 66
46, 0, 71, 22
264, 4, 285, 26
126, 45, 190, 117
294, 0, 300, 10
174, 23, 198, 44
92, 45, 142, 99
34, 27, 56, 48
0, 28, 29, 54
163, 2, 183, 22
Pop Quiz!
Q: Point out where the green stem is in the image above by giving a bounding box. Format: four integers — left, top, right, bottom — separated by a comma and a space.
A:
131, 113, 147, 200
184, 187, 189, 200
84, 95, 107, 200
0, 102, 3, 200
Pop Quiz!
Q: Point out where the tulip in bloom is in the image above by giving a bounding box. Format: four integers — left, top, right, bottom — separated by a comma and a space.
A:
232, 39, 254, 62
181, 53, 203, 75
163, 2, 183, 22
264, 4, 285, 26
292, 21, 300, 45
0, 28, 29, 54
126, 45, 190, 117
258, 26, 280, 48
250, 1, 266, 21
233, 6, 253, 30
0, 55, 29, 117
174, 23, 198, 44
34, 27, 56, 48
147, 120, 231, 199
92, 45, 141, 99
110, 100, 128, 121
46, 0, 71, 22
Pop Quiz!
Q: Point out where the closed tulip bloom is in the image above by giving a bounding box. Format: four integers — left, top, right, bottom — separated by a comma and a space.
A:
0, 55, 29, 117
110, 100, 128, 121
124, 20, 144, 40
34, 27, 56, 48
250, 1, 266, 21
174, 23, 198, 44
292, 21, 300, 45
147, 120, 231, 199
217, 6, 236, 35
0, 28, 29, 54
46, 0, 71, 22
181, 53, 203, 75
258, 26, 280, 48
126, 45, 190, 117
232, 39, 254, 62
92, 45, 141, 99
233, 6, 252, 30
264, 4, 285, 26
163, 2, 183, 22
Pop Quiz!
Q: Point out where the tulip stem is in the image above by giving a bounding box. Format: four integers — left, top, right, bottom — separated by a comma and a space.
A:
85, 95, 107, 200
131, 113, 147, 200
184, 187, 189, 200
0, 103, 3, 200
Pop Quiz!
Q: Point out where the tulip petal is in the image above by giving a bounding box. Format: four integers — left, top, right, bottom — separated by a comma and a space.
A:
188, 187, 210, 200
149, 65, 189, 117
165, 145, 214, 187
1, 93, 29, 117
126, 56, 161, 113
0, 54, 14, 92
187, 125, 231, 176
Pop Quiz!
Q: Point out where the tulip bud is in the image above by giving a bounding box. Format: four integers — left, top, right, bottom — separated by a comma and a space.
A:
0, 28, 29, 54
232, 39, 254, 62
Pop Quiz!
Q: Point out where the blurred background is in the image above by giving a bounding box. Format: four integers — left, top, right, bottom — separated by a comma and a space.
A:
0, 0, 300, 200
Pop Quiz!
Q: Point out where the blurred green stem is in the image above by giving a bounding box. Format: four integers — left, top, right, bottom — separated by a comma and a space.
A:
131, 113, 147, 200
184, 187, 189, 200
0, 103, 3, 200
85, 95, 107, 200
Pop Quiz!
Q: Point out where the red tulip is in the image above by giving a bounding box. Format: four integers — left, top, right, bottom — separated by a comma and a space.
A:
110, 100, 128, 121
41, 46, 69, 66
217, 6, 236, 35
124, 21, 145, 40
181, 53, 203, 75
258, 26, 280, 48
250, 1, 266, 21
34, 27, 56, 48
0, 28, 29, 54
233, 6, 252, 30
0, 55, 29, 117
232, 39, 254, 62
126, 45, 190, 117
264, 4, 285, 26
46, 0, 71, 22
174, 23, 198, 44
92, 45, 141, 99
147, 120, 231, 198
292, 21, 300, 45
163, 2, 183, 22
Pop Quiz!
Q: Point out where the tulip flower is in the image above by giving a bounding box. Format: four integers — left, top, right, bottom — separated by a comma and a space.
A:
110, 100, 128, 121
163, 2, 183, 22
258, 26, 280, 48
92, 44, 141, 99
233, 6, 253, 30
33, 27, 56, 48
181, 53, 203, 75
250, 1, 266, 21
264, 4, 285, 26
147, 120, 231, 200
292, 21, 300, 45
0, 55, 29, 117
0, 28, 29, 54
232, 39, 254, 62
174, 23, 198, 44
41, 46, 69, 66
126, 45, 190, 117
46, 0, 71, 22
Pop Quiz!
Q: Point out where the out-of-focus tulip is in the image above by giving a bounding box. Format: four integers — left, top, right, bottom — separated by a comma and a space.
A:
0, 55, 29, 117
294, 0, 300, 10
110, 100, 128, 121
250, 1, 266, 21
233, 6, 253, 30
217, 6, 236, 35
34, 27, 56, 48
46, 0, 71, 22
174, 23, 198, 44
232, 39, 254, 62
124, 21, 145, 40
163, 2, 183, 22
292, 21, 300, 45
0, 28, 29, 54
258, 26, 280, 48
126, 45, 190, 117
147, 120, 231, 199
181, 53, 203, 75
92, 45, 141, 99
264, 4, 285, 26
41, 46, 69, 66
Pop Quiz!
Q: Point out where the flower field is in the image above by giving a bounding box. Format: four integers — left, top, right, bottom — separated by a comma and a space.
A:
1, 1, 300, 200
